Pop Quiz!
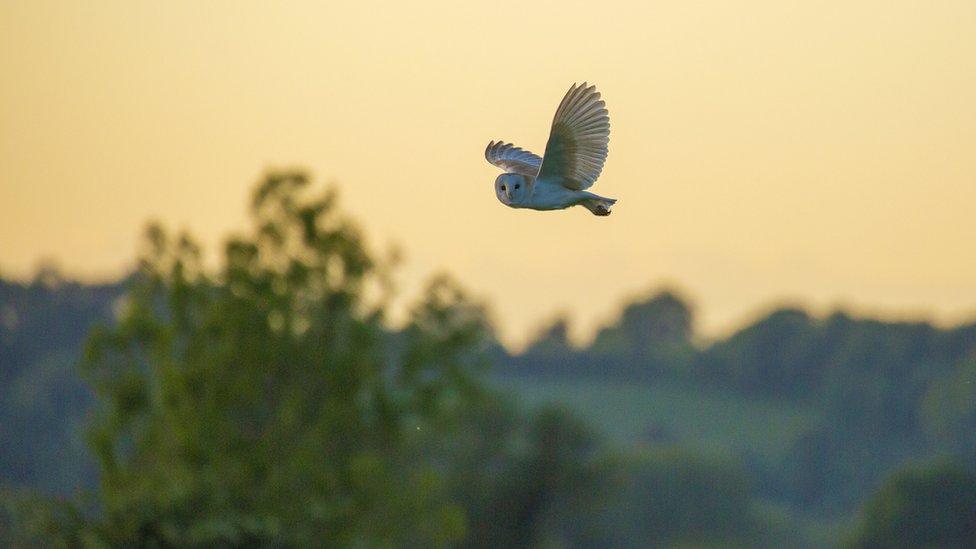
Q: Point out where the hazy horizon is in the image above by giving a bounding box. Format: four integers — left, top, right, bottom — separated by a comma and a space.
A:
3, 0, 975, 347
4, 247, 975, 353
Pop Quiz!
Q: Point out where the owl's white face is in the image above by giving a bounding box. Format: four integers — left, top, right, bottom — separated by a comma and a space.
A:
495, 173, 528, 207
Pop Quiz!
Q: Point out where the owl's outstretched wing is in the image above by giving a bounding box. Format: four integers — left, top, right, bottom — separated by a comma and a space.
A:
536, 83, 610, 191
485, 140, 542, 177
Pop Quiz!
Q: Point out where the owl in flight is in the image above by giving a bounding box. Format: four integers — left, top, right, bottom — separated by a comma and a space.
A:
485, 82, 615, 216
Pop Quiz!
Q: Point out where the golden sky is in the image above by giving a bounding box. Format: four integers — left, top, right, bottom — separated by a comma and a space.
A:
2, 0, 975, 346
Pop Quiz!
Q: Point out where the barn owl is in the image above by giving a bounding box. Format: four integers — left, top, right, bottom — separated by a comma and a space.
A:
485, 82, 615, 216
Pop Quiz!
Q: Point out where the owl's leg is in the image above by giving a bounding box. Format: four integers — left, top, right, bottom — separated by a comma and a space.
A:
579, 193, 616, 216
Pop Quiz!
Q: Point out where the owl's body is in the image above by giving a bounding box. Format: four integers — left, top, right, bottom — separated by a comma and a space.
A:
494, 173, 615, 215
520, 179, 580, 210
485, 83, 616, 216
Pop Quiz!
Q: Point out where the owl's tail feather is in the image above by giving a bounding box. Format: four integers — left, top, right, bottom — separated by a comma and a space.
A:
581, 195, 617, 216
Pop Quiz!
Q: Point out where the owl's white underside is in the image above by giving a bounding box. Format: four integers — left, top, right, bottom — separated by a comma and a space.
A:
494, 173, 616, 216
505, 179, 604, 211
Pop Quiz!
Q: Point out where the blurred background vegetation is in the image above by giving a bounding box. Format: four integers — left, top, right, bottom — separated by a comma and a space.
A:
1, 173, 974, 547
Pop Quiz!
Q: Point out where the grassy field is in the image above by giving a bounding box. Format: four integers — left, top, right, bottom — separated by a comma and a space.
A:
491, 375, 821, 464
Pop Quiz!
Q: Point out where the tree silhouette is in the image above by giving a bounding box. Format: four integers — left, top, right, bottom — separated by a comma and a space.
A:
80, 172, 490, 546
850, 460, 976, 548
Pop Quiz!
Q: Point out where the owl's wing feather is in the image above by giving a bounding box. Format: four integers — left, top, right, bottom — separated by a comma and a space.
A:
485, 141, 542, 177
536, 83, 610, 191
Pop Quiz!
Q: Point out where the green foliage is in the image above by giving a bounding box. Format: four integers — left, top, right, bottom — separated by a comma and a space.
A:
512, 290, 697, 381
849, 460, 976, 548
438, 403, 609, 547
697, 307, 825, 397
0, 488, 91, 547
523, 315, 573, 358
77, 172, 491, 546
589, 290, 696, 378
597, 446, 760, 546
921, 355, 976, 458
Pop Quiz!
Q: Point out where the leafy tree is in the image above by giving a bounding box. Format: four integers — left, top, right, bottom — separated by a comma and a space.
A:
508, 316, 591, 378
697, 307, 825, 397
588, 290, 696, 379
596, 446, 760, 546
488, 407, 608, 547
77, 172, 491, 546
524, 315, 573, 358
849, 460, 976, 548
820, 318, 945, 438
0, 488, 88, 547
921, 355, 976, 459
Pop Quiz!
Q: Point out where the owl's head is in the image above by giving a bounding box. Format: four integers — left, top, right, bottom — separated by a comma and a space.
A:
495, 173, 529, 207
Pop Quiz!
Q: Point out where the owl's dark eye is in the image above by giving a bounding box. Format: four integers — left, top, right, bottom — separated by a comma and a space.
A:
514, 184, 521, 190
500, 185, 507, 191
